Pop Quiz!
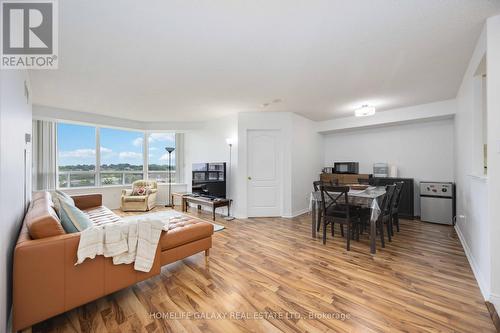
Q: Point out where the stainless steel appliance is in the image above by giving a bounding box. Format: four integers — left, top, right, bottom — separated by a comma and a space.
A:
334, 162, 359, 174
420, 182, 455, 225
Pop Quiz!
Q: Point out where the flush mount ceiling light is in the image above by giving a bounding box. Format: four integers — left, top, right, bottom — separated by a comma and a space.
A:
261, 98, 283, 108
354, 105, 376, 117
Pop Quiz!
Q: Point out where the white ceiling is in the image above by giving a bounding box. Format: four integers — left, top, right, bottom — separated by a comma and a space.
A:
30, 0, 500, 122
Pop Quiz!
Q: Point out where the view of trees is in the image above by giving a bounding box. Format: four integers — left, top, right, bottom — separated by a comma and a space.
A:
59, 163, 174, 172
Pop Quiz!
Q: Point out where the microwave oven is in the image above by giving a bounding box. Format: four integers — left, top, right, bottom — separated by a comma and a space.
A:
334, 162, 359, 174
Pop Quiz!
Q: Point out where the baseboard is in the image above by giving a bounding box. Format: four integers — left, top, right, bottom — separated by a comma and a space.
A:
490, 293, 500, 315
283, 208, 310, 219
454, 225, 490, 300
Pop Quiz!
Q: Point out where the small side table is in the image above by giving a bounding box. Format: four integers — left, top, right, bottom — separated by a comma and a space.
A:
183, 195, 232, 221
171, 192, 188, 211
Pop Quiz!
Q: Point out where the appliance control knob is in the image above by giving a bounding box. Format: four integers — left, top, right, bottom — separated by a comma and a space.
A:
442, 188, 447, 192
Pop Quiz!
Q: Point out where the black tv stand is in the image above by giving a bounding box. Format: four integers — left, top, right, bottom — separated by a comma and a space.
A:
183, 195, 232, 220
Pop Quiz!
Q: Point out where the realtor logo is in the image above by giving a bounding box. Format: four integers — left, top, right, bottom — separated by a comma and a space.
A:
1, 0, 58, 69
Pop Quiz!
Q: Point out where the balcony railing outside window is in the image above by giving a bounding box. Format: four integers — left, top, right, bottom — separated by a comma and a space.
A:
58, 171, 176, 188
58, 171, 96, 188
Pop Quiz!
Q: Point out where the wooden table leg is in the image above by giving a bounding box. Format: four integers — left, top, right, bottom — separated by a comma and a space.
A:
370, 216, 376, 254
311, 201, 317, 238
212, 207, 216, 221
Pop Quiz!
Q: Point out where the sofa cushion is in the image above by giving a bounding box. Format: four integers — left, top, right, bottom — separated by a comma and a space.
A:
84, 206, 122, 226
25, 197, 66, 239
59, 199, 94, 233
160, 218, 214, 250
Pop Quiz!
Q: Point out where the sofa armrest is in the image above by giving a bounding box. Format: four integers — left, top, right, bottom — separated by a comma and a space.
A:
72, 193, 102, 210
13, 230, 162, 331
13, 232, 80, 331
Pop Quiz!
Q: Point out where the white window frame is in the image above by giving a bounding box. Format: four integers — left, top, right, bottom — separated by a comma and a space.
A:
55, 121, 181, 189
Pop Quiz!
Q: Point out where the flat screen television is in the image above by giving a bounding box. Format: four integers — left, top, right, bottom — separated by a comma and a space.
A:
192, 162, 226, 198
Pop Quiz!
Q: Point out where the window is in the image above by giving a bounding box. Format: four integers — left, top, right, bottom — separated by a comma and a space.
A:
55, 122, 179, 188
147, 133, 175, 183
57, 123, 96, 188
100, 128, 144, 185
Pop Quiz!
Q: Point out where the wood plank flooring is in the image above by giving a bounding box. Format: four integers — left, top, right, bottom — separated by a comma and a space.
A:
24, 207, 495, 333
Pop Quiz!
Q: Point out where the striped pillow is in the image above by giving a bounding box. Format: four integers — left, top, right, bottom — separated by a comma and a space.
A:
59, 197, 93, 233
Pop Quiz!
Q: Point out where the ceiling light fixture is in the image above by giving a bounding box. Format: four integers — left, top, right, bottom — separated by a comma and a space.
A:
261, 98, 283, 108
354, 105, 376, 117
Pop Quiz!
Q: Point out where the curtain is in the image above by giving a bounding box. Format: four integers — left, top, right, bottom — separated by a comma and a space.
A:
175, 133, 184, 183
32, 120, 57, 191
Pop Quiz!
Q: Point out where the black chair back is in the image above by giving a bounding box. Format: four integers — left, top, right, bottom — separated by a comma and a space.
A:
313, 181, 322, 191
391, 181, 404, 209
313, 180, 334, 191
320, 185, 350, 219
380, 184, 396, 215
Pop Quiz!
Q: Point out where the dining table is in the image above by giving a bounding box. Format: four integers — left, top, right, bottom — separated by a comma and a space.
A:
310, 186, 387, 254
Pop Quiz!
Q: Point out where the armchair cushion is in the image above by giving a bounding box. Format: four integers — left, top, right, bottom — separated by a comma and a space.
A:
123, 195, 148, 202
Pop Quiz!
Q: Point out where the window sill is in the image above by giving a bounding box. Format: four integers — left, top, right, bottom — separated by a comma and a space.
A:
58, 183, 188, 191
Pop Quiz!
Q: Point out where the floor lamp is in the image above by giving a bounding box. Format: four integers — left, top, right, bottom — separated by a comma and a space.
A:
165, 147, 175, 207
225, 138, 235, 220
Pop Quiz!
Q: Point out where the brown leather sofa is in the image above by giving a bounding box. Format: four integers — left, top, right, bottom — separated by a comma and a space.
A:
13, 192, 214, 331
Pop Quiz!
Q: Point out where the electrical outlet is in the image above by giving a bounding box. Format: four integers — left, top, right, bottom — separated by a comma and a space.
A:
459, 215, 466, 224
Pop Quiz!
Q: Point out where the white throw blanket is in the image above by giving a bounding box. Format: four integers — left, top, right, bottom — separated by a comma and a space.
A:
76, 217, 170, 272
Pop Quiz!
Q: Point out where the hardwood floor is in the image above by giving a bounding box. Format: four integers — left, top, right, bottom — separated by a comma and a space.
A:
24, 207, 495, 333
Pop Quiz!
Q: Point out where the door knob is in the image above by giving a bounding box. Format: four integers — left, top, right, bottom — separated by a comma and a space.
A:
247, 176, 252, 180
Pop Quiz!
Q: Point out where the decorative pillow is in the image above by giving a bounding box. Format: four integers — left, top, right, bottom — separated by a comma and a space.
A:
57, 190, 75, 204
52, 190, 75, 216
132, 185, 152, 196
58, 198, 93, 233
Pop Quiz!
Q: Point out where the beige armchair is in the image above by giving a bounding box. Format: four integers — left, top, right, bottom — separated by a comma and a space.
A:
121, 180, 158, 212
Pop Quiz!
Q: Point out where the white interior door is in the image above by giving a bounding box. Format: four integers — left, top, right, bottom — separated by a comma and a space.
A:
247, 130, 281, 217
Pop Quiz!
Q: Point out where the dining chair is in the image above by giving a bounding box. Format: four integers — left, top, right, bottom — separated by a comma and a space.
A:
390, 181, 404, 234
319, 185, 360, 250
313, 180, 335, 232
377, 184, 396, 245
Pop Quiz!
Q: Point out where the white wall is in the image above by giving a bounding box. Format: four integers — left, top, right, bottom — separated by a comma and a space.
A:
454, 15, 500, 313
323, 118, 455, 215
291, 114, 323, 217
0, 71, 32, 332
184, 114, 239, 216
454, 24, 491, 300
185, 112, 322, 219
486, 15, 500, 312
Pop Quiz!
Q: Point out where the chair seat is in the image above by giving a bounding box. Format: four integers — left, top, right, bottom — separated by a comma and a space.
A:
123, 195, 147, 202
325, 204, 359, 220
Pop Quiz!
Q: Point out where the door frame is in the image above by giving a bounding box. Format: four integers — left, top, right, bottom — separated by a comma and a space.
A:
246, 129, 283, 217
